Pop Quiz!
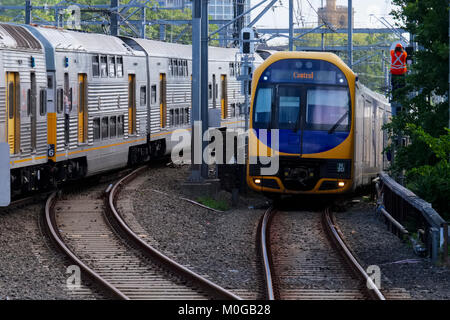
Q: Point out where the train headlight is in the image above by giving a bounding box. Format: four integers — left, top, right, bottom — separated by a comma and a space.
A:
254, 179, 261, 184
338, 181, 345, 188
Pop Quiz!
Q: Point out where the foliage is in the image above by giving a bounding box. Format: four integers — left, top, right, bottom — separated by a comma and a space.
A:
384, 0, 449, 218
0, 0, 218, 45
196, 196, 229, 211
405, 126, 450, 220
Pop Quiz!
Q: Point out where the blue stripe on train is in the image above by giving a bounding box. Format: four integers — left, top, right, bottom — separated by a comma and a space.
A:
255, 129, 349, 155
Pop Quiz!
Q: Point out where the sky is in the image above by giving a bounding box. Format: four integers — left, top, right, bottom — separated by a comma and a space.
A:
250, 0, 401, 43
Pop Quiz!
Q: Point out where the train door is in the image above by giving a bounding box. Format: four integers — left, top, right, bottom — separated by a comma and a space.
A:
6, 72, 20, 154
30, 72, 37, 152
221, 75, 228, 119
128, 74, 136, 135
160, 73, 167, 128
78, 74, 87, 143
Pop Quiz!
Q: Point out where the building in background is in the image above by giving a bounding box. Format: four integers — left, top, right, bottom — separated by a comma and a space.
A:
318, 0, 354, 28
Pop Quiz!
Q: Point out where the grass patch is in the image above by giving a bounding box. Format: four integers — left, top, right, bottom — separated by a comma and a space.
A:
196, 197, 229, 211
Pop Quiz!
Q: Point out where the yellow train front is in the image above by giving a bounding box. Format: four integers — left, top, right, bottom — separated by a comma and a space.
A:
247, 51, 391, 195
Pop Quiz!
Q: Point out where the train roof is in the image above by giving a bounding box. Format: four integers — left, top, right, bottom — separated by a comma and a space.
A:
129, 38, 264, 63
0, 23, 42, 51
28, 25, 144, 56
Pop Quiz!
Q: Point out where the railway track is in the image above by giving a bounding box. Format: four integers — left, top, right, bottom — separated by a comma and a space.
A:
259, 206, 386, 300
45, 167, 241, 300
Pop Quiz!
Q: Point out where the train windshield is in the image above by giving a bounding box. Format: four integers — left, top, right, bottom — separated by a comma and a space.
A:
253, 58, 350, 132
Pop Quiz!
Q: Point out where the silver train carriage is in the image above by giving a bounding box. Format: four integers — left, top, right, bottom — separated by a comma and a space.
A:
0, 22, 263, 196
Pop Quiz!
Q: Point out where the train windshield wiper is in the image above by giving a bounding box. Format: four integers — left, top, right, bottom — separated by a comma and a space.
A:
328, 110, 349, 135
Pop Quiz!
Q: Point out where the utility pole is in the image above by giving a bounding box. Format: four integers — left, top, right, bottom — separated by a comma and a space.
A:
110, 0, 119, 36
289, 0, 293, 51
200, 0, 209, 179
25, 0, 31, 25
321, 0, 324, 51
189, 0, 202, 182
347, 0, 352, 67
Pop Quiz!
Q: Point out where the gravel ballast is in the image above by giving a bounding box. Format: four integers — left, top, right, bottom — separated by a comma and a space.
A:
0, 202, 105, 300
335, 199, 450, 300
117, 163, 269, 299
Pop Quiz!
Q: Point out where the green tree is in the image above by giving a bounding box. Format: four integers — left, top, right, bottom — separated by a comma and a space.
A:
384, 0, 449, 218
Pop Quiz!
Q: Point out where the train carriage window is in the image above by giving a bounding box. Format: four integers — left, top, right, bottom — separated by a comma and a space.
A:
39, 90, 47, 116
140, 86, 147, 106
169, 109, 174, 127
110, 116, 117, 138
185, 107, 190, 124
93, 118, 100, 141
175, 108, 180, 126
101, 117, 109, 140
27, 89, 31, 116
57, 88, 64, 114
169, 60, 173, 76
253, 87, 272, 128
109, 56, 116, 78
92, 56, 100, 77
151, 85, 157, 104
179, 60, 183, 77
100, 56, 108, 78
208, 84, 212, 100
117, 115, 124, 136
184, 60, 188, 77
116, 57, 124, 78
306, 88, 350, 132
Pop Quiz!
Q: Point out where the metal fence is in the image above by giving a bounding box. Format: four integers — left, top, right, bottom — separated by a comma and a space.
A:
375, 172, 448, 265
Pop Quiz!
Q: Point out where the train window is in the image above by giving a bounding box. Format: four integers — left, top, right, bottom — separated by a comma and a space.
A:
184, 61, 188, 77
179, 60, 183, 77
117, 115, 124, 136
140, 86, 147, 106
110, 116, 117, 138
100, 56, 108, 78
229, 63, 234, 76
117, 57, 124, 78
151, 85, 157, 104
175, 109, 180, 126
93, 118, 100, 141
47, 76, 53, 89
184, 108, 189, 124
39, 90, 47, 116
253, 87, 272, 128
109, 56, 116, 77
92, 56, 100, 77
306, 88, 350, 132
69, 88, 73, 113
101, 117, 109, 140
208, 84, 212, 100
27, 89, 31, 116
278, 86, 301, 130
57, 88, 64, 114
169, 60, 173, 77
169, 109, 174, 127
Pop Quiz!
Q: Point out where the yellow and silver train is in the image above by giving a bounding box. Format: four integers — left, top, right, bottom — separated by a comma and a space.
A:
247, 52, 391, 195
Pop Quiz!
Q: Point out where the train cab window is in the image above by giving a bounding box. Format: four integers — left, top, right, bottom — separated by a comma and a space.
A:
39, 90, 47, 116
92, 56, 100, 77
117, 57, 124, 78
101, 117, 109, 140
57, 88, 64, 114
278, 86, 301, 130
253, 87, 272, 128
93, 118, 101, 141
151, 85, 157, 104
117, 115, 124, 136
140, 86, 147, 106
109, 56, 116, 78
100, 56, 108, 78
110, 116, 117, 138
306, 88, 350, 132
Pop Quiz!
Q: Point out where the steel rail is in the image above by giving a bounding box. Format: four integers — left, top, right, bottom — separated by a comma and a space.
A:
45, 191, 129, 300
259, 206, 276, 300
108, 166, 242, 300
322, 208, 386, 300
